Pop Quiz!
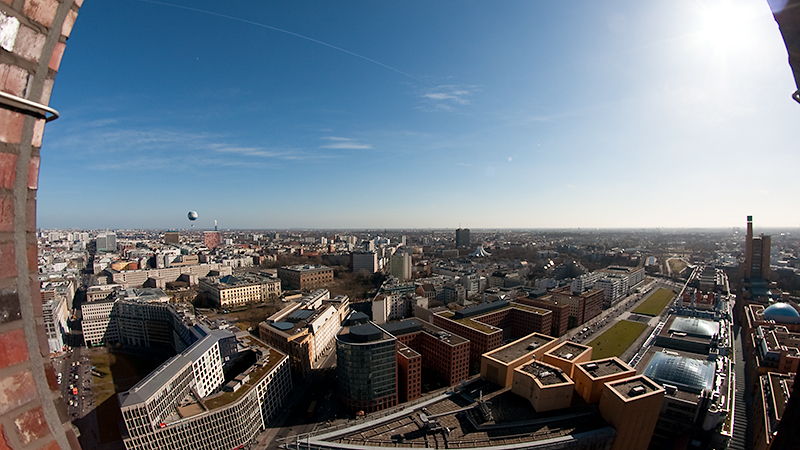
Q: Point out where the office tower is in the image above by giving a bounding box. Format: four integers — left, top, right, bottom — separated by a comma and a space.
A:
336, 323, 397, 413
390, 252, 412, 281
455, 228, 470, 248
95, 232, 116, 252
745, 215, 771, 280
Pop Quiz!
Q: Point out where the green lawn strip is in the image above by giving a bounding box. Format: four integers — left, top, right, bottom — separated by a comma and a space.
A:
633, 288, 675, 316
587, 320, 649, 360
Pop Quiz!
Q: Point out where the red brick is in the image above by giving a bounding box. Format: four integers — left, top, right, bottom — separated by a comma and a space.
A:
14, 406, 48, 445
0, 109, 25, 144
41, 78, 54, 105
0, 370, 37, 415
43, 360, 58, 391
23, 0, 59, 29
65, 428, 81, 450
0, 328, 28, 369
13, 26, 46, 63
27, 241, 37, 272
0, 194, 12, 233
0, 243, 17, 278
0, 424, 12, 450
28, 156, 40, 189
62, 9, 78, 38
0, 153, 17, 189
32, 120, 44, 148
30, 278, 42, 315
39, 439, 61, 450
0, 64, 31, 98
48, 42, 65, 72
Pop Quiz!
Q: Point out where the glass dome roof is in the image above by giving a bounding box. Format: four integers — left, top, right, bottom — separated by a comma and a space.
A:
763, 303, 800, 324
669, 317, 719, 338
643, 352, 715, 394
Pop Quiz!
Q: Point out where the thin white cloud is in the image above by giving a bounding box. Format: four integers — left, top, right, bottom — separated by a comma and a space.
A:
419, 85, 479, 111
319, 136, 373, 150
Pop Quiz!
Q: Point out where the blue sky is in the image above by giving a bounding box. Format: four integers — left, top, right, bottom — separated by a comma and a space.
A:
39, 0, 800, 230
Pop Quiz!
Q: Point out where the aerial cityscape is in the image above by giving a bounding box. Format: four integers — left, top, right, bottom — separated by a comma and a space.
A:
30, 217, 800, 450
1, 1, 800, 450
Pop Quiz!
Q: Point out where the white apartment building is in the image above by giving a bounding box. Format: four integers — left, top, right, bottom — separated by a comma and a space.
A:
119, 331, 292, 450
594, 276, 627, 307
43, 296, 69, 353
198, 273, 281, 308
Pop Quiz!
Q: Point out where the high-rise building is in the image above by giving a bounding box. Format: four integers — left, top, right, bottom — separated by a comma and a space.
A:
95, 232, 116, 252
351, 251, 378, 273
389, 251, 412, 281
745, 215, 771, 280
336, 322, 398, 413
455, 228, 470, 248
204, 231, 222, 249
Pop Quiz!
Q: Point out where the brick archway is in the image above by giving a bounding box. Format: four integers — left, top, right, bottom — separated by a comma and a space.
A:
0, 0, 82, 448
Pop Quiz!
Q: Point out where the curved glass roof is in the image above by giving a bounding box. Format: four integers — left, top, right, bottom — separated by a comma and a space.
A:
669, 317, 719, 338
763, 303, 800, 324
643, 352, 715, 394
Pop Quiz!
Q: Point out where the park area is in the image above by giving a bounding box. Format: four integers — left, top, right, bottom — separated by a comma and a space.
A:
89, 347, 172, 444
586, 320, 649, 360
633, 288, 676, 316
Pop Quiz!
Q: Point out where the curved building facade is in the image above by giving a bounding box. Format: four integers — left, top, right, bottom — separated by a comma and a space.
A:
336, 323, 398, 413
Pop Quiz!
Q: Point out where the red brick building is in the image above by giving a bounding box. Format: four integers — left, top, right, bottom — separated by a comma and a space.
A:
516, 296, 570, 336
382, 318, 470, 398
432, 301, 552, 368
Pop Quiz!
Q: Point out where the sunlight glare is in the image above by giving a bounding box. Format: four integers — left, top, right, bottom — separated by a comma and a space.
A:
697, 1, 760, 53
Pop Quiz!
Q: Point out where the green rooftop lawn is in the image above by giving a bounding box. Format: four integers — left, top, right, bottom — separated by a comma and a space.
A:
586, 320, 649, 360
633, 288, 675, 316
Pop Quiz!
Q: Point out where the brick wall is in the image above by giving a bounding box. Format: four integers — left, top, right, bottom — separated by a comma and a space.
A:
0, 0, 82, 449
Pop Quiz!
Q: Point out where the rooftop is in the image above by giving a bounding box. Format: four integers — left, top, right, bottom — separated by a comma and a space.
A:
578, 358, 635, 379
519, 361, 571, 386
310, 381, 614, 449
203, 346, 286, 410
606, 375, 663, 400
547, 342, 591, 361
642, 351, 715, 395
488, 333, 557, 364
120, 329, 235, 408
280, 264, 332, 272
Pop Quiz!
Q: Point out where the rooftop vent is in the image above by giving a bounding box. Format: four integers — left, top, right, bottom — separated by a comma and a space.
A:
663, 384, 678, 395
585, 363, 598, 371
564, 353, 574, 359
539, 371, 552, 378
527, 342, 539, 350
629, 386, 646, 396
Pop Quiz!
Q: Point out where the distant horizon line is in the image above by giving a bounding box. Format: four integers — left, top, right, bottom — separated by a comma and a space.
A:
39, 226, 800, 232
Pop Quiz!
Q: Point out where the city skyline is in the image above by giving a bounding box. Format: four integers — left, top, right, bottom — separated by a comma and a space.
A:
40, 0, 800, 230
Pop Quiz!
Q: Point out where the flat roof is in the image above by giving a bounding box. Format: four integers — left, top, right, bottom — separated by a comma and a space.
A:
338, 323, 393, 344
606, 376, 663, 400
488, 333, 557, 364
548, 342, 590, 361
578, 358, 634, 379
309, 380, 614, 449
520, 361, 571, 386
